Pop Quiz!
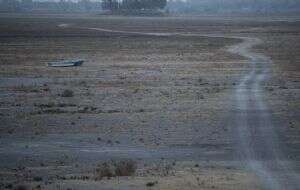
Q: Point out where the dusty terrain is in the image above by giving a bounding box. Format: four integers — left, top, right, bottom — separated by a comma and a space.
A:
0, 14, 299, 190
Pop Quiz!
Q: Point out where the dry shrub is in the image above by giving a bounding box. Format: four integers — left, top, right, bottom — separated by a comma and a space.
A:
95, 162, 115, 180
15, 185, 28, 190
61, 89, 74, 97
146, 181, 158, 187
115, 159, 137, 176
95, 160, 137, 180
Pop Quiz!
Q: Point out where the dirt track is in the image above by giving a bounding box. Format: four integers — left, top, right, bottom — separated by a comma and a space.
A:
230, 36, 300, 189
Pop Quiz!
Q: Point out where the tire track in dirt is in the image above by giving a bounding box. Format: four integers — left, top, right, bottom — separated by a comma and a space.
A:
229, 36, 300, 190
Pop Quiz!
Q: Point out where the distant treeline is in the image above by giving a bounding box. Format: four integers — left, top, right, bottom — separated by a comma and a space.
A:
1, 0, 299, 14
0, 0, 102, 13
102, 0, 167, 12
167, 0, 300, 13
0, 0, 167, 14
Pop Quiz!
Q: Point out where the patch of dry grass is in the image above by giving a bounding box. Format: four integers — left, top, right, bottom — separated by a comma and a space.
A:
94, 160, 137, 180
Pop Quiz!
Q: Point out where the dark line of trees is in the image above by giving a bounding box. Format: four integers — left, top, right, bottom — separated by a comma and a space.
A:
0, 0, 102, 13
1, 0, 299, 14
102, 0, 167, 12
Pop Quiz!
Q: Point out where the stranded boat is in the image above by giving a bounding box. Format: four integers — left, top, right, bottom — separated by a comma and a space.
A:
47, 59, 84, 67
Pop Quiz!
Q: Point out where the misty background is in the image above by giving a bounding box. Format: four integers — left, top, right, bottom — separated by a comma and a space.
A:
0, 0, 299, 14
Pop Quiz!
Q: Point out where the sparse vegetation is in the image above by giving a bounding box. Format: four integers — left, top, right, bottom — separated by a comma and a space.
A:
61, 89, 74, 97
0, 12, 299, 190
95, 160, 137, 180
35, 103, 76, 108
15, 185, 28, 190
33, 176, 43, 182
5, 184, 13, 189
36, 109, 67, 114
114, 160, 137, 176
146, 181, 158, 187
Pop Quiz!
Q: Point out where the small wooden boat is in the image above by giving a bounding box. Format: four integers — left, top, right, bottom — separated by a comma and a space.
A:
47, 59, 84, 67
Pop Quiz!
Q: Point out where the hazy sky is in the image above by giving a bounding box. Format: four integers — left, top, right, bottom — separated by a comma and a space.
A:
33, 0, 182, 1
36, 0, 100, 1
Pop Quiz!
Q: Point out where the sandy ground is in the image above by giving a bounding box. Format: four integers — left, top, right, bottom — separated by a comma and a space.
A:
0, 14, 299, 190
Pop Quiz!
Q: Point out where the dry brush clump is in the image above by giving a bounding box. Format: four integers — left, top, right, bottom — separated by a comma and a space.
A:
94, 160, 137, 180
14, 184, 29, 190
146, 181, 158, 187
142, 161, 175, 177
61, 89, 74, 97
115, 160, 137, 176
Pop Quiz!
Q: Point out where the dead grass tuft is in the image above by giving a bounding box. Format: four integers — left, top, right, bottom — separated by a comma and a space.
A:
61, 89, 74, 97
94, 160, 137, 180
